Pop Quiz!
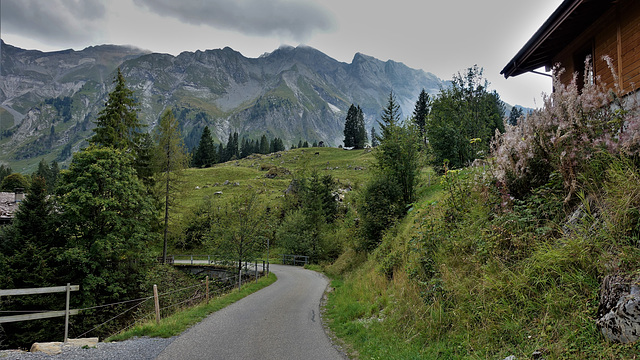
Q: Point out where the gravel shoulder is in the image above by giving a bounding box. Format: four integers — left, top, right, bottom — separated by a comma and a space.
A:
0, 337, 176, 360
1, 265, 345, 360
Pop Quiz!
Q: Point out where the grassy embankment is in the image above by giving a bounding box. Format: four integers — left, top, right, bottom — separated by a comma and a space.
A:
322, 162, 640, 359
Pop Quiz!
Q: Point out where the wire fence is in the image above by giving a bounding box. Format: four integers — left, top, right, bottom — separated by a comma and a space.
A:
0, 259, 270, 343
69, 267, 267, 340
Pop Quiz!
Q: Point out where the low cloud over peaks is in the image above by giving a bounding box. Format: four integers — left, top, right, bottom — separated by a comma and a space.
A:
133, 0, 335, 41
2, 0, 106, 46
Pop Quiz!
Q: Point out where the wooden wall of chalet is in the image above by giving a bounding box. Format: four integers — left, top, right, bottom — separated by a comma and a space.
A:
554, 0, 640, 94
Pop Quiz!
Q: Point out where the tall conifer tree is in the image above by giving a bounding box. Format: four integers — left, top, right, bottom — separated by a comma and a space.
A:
154, 109, 190, 263
192, 126, 217, 167
90, 68, 142, 151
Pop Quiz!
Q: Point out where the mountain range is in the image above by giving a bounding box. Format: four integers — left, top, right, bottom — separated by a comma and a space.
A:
0, 40, 446, 171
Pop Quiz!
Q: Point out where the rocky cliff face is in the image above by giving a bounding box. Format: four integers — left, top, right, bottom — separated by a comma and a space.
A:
0, 41, 445, 170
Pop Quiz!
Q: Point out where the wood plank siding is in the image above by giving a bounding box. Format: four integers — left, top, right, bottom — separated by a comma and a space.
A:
553, 0, 640, 94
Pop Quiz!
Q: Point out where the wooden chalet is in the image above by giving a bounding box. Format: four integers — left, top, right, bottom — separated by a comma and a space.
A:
501, 0, 640, 95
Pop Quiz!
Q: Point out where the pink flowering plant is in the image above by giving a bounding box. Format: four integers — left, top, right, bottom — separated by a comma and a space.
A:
492, 57, 640, 201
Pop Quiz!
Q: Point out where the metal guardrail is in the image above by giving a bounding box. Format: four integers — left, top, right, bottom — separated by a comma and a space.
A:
281, 254, 309, 266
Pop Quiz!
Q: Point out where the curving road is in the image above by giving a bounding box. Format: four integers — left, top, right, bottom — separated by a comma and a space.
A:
155, 264, 345, 360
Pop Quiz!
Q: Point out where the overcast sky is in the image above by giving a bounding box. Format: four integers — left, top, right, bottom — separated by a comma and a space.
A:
1, 0, 563, 109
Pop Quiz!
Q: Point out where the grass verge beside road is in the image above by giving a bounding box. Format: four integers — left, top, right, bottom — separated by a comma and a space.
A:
107, 273, 277, 341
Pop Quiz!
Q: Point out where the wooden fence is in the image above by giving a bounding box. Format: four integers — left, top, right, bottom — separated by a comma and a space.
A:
0, 284, 79, 342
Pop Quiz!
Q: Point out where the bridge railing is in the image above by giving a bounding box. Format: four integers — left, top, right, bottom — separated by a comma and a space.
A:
281, 254, 309, 266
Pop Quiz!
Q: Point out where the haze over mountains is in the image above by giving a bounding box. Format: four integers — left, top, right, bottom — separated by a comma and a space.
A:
0, 40, 446, 170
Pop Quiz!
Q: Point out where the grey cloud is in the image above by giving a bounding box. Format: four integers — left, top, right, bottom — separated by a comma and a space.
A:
133, 0, 335, 41
2, 0, 106, 46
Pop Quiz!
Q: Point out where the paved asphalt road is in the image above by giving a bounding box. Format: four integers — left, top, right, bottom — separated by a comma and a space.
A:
155, 264, 345, 360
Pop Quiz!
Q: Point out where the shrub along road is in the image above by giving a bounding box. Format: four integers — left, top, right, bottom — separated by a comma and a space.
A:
155, 264, 345, 360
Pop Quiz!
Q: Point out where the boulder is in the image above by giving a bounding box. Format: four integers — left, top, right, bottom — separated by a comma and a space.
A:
31, 337, 99, 354
597, 274, 640, 343
30, 342, 62, 355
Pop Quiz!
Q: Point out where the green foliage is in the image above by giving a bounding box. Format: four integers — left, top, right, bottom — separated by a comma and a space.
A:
44, 96, 72, 123
0, 177, 65, 348
208, 192, 272, 273
192, 126, 217, 168
413, 88, 431, 144
0, 164, 12, 184
357, 91, 421, 251
90, 68, 143, 151
428, 65, 505, 168
358, 174, 403, 251
56, 147, 157, 317
154, 109, 190, 263
277, 172, 339, 262
370, 126, 379, 147
343, 104, 367, 149
0, 172, 28, 191
34, 159, 59, 193
134, 133, 157, 189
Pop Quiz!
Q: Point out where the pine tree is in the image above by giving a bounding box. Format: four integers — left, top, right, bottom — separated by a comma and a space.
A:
90, 68, 142, 151
192, 126, 217, 167
154, 109, 190, 263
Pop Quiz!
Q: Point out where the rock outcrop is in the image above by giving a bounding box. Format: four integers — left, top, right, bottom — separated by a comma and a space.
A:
597, 274, 640, 343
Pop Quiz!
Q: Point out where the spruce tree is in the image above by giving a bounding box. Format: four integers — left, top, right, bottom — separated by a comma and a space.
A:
343, 104, 358, 148
355, 105, 367, 149
371, 127, 379, 147
90, 68, 142, 151
413, 89, 431, 143
508, 106, 524, 126
192, 126, 217, 167
259, 135, 269, 154
378, 91, 401, 141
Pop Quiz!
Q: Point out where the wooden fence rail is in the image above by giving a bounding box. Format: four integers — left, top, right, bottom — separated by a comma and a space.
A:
0, 284, 79, 342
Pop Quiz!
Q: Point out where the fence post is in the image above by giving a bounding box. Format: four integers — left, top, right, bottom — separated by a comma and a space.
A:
255, 261, 258, 283
64, 283, 71, 343
153, 284, 160, 324
205, 276, 209, 302
190, 255, 193, 265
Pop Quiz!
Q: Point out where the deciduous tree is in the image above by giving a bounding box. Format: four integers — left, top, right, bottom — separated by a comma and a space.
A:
427, 65, 505, 168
